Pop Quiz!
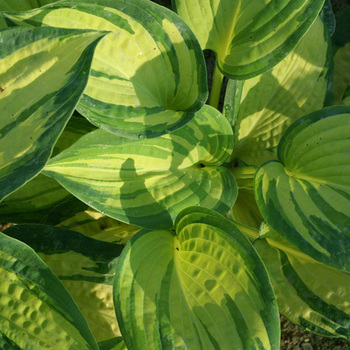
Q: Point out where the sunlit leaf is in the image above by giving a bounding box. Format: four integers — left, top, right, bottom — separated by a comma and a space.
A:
0, 26, 107, 201
255, 238, 350, 340
43, 105, 237, 229
114, 207, 280, 349
254, 106, 350, 272
0, 231, 99, 349
225, 17, 332, 166
4, 0, 208, 138
173, 0, 324, 79
4, 224, 124, 343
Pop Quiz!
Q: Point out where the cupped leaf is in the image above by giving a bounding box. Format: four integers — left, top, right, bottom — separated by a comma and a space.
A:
43, 105, 237, 229
4, 224, 124, 343
114, 206, 280, 350
57, 209, 140, 244
173, 0, 325, 79
0, 231, 99, 349
0, 26, 107, 201
4, 0, 208, 138
254, 106, 350, 272
255, 238, 350, 340
226, 17, 332, 166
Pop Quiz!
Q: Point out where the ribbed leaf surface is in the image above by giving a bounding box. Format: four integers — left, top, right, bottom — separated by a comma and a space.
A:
43, 105, 236, 229
4, 0, 208, 138
0, 231, 99, 349
4, 224, 124, 343
254, 106, 350, 272
0, 26, 106, 201
226, 17, 331, 166
173, 0, 324, 79
255, 238, 350, 340
114, 207, 280, 349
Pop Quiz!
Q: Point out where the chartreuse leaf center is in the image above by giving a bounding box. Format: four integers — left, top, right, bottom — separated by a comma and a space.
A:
114, 207, 280, 349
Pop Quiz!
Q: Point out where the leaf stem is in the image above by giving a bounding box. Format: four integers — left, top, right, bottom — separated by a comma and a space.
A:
208, 63, 224, 109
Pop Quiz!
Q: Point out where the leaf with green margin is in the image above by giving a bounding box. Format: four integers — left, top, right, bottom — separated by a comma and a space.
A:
173, 0, 325, 79
114, 206, 280, 350
0, 174, 87, 225
57, 209, 140, 244
0, 26, 107, 201
43, 105, 237, 229
3, 224, 124, 343
332, 8, 350, 104
225, 17, 332, 166
4, 0, 208, 139
254, 238, 350, 340
0, 116, 95, 224
254, 106, 350, 272
0, 231, 99, 349
0, 0, 58, 29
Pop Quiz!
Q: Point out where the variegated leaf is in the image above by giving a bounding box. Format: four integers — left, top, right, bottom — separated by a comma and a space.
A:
254, 106, 350, 272
226, 17, 332, 166
0, 174, 87, 225
57, 209, 140, 244
173, 0, 324, 79
4, 0, 208, 138
255, 238, 350, 340
43, 105, 237, 229
4, 224, 124, 343
0, 26, 107, 201
0, 231, 99, 349
114, 207, 280, 349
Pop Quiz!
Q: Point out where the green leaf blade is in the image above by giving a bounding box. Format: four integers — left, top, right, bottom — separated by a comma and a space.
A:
255, 239, 350, 340
114, 207, 280, 349
174, 0, 325, 79
0, 26, 107, 201
0, 231, 99, 349
254, 106, 350, 272
4, 0, 208, 138
43, 105, 237, 229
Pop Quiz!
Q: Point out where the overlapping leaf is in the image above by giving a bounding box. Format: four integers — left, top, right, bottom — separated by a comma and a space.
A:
57, 209, 140, 244
226, 17, 332, 166
4, 0, 208, 138
43, 105, 237, 229
0, 231, 99, 349
0, 26, 107, 201
114, 207, 280, 349
254, 106, 350, 272
173, 0, 325, 79
4, 224, 124, 343
255, 238, 350, 340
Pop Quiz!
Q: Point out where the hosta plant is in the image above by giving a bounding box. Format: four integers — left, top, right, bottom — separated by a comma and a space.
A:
0, 0, 350, 349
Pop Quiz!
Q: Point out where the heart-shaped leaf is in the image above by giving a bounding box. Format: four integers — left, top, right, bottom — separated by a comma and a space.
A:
254, 106, 350, 272
0, 231, 99, 349
114, 207, 280, 349
43, 105, 237, 229
255, 238, 350, 340
225, 17, 332, 166
4, 0, 208, 138
0, 26, 107, 201
4, 224, 124, 343
173, 0, 325, 79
